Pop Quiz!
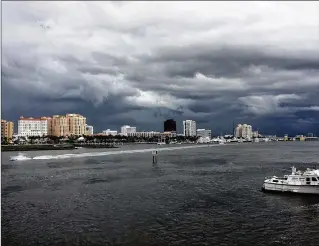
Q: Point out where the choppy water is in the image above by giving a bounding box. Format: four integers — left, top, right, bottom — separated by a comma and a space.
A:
2, 142, 319, 246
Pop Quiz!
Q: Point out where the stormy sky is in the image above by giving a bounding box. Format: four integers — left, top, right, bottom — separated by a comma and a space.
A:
2, 1, 319, 136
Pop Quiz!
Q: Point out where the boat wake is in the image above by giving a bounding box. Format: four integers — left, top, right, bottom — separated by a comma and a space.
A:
9, 153, 32, 161
29, 144, 225, 161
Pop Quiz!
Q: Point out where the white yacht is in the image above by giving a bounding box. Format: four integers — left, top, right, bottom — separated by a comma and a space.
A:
262, 166, 319, 194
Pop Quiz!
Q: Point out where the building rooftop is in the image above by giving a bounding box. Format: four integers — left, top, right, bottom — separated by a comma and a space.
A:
19, 116, 50, 121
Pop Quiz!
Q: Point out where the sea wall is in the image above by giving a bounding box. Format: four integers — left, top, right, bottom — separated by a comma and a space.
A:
73, 143, 118, 148
1, 144, 76, 152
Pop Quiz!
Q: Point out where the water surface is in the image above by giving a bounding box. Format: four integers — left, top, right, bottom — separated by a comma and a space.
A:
2, 142, 319, 245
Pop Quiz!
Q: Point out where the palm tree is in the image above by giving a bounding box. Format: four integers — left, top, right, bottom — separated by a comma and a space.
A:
1, 137, 8, 145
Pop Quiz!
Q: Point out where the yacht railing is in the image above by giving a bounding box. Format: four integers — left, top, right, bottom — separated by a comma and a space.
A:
264, 176, 286, 180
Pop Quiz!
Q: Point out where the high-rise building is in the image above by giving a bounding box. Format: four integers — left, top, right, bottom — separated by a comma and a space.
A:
242, 124, 252, 139
183, 120, 197, 136
1, 120, 14, 139
85, 125, 94, 135
235, 124, 253, 139
121, 125, 136, 136
235, 124, 242, 138
67, 113, 86, 136
18, 116, 50, 137
164, 119, 176, 132
47, 117, 52, 136
51, 115, 69, 137
196, 129, 211, 139
50, 114, 86, 136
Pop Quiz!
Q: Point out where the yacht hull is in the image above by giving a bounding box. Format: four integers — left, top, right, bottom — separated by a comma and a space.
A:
262, 182, 319, 194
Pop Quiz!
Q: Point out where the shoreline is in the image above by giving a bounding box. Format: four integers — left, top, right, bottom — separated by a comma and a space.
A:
1, 144, 75, 152
1, 144, 118, 152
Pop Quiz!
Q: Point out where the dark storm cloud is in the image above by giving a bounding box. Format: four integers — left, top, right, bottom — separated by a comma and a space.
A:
77, 66, 119, 76
2, 1, 319, 134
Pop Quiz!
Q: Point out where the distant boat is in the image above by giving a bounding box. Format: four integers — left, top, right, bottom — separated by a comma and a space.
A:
262, 166, 319, 194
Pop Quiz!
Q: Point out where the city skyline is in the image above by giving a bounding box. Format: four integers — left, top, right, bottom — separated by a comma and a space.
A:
3, 113, 317, 140
1, 113, 317, 138
2, 2, 319, 136
8, 114, 206, 136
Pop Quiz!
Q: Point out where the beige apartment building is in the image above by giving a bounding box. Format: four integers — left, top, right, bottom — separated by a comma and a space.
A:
67, 114, 86, 136
1, 120, 14, 139
15, 113, 87, 137
49, 114, 86, 136
51, 115, 69, 137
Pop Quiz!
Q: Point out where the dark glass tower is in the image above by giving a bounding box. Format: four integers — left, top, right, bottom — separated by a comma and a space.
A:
164, 119, 176, 132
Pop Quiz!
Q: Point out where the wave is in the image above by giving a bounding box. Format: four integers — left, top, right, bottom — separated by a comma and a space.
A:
9, 153, 32, 161
31, 144, 224, 160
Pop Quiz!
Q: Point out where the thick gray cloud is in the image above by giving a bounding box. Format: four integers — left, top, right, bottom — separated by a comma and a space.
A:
2, 1, 319, 135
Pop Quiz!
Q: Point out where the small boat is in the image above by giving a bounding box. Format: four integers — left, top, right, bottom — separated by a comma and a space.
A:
262, 166, 319, 194
10, 153, 32, 161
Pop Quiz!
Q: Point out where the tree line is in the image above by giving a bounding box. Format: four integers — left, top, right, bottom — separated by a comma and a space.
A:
1, 135, 200, 145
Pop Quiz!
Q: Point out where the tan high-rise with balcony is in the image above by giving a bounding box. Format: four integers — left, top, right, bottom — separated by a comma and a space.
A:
48, 113, 87, 137
47, 117, 52, 136
1, 120, 14, 139
66, 114, 86, 136
51, 115, 69, 137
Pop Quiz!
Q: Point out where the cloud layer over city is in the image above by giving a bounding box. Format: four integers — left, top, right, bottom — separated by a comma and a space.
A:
2, 1, 319, 135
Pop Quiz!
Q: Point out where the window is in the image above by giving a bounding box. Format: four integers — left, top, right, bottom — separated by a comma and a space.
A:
312, 177, 317, 182
272, 180, 279, 183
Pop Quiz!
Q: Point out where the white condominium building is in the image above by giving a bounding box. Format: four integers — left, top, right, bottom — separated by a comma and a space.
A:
120, 125, 137, 136
102, 129, 118, 136
183, 120, 197, 137
18, 116, 50, 137
235, 125, 241, 138
235, 124, 253, 139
